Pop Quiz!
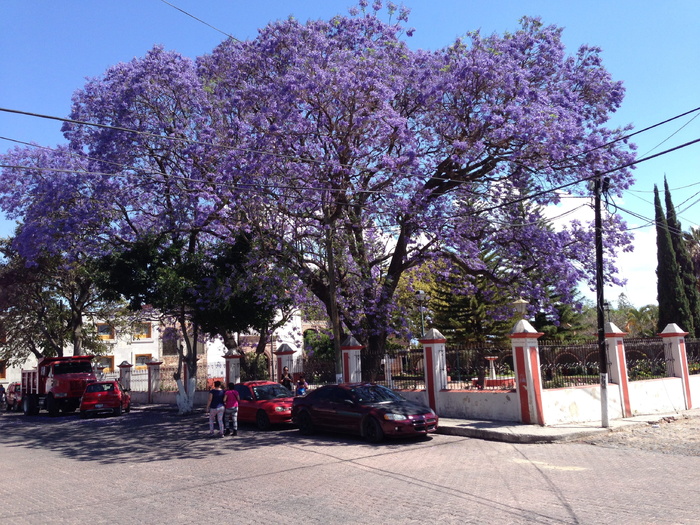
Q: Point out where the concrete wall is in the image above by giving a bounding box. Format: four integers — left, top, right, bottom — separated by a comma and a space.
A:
436, 390, 520, 422
541, 384, 624, 425
398, 389, 429, 407
130, 390, 209, 407
690, 375, 700, 406
401, 388, 519, 422
627, 377, 687, 415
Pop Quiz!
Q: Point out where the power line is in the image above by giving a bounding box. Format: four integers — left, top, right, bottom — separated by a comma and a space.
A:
2, 105, 700, 224
158, 0, 239, 42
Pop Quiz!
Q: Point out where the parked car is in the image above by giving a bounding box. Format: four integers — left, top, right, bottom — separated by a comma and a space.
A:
79, 380, 131, 418
5, 382, 22, 412
292, 383, 438, 443
233, 381, 295, 430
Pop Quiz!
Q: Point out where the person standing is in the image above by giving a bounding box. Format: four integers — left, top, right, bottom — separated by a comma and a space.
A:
279, 366, 293, 391
295, 373, 309, 396
223, 382, 240, 437
206, 380, 226, 437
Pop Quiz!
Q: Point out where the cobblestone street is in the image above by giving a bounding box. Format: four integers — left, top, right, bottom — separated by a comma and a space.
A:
1, 408, 699, 524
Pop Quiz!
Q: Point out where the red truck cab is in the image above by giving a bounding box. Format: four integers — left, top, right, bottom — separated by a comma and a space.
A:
22, 356, 96, 416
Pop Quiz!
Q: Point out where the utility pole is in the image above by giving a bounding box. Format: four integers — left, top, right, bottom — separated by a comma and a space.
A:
594, 173, 610, 428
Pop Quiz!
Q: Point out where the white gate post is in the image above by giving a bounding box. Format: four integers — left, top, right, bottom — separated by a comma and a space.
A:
118, 361, 133, 391
146, 359, 163, 404
224, 351, 241, 387
420, 328, 447, 413
660, 323, 693, 409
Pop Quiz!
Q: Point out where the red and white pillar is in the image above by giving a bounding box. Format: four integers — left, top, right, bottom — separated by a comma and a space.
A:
660, 323, 693, 410
606, 322, 631, 417
273, 343, 296, 381
510, 320, 544, 425
420, 328, 447, 413
341, 336, 363, 383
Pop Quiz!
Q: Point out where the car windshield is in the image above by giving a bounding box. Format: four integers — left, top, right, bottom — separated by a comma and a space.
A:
350, 385, 404, 404
85, 383, 114, 393
53, 361, 93, 375
253, 384, 293, 400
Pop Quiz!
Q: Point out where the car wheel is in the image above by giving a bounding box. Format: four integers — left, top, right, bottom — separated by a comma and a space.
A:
364, 417, 384, 444
114, 405, 122, 417
80, 411, 88, 419
256, 410, 271, 431
124, 402, 131, 414
298, 411, 315, 435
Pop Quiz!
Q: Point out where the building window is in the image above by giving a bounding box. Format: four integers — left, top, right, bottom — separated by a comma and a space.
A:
0, 360, 6, 379
97, 323, 115, 340
95, 356, 114, 374
134, 354, 153, 369
133, 322, 152, 340
162, 327, 179, 356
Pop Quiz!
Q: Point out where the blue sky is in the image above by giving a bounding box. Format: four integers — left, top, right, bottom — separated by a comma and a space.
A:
2, 1, 699, 307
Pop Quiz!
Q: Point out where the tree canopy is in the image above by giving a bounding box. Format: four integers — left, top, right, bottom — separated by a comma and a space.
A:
0, 6, 636, 357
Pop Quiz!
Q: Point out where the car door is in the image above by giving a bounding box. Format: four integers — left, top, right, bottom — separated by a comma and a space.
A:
329, 388, 365, 433
306, 386, 336, 428
234, 384, 255, 422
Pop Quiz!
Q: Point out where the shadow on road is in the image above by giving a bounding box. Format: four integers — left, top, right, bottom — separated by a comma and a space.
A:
0, 406, 434, 465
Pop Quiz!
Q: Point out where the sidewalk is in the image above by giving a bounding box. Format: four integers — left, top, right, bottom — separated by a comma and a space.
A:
436, 407, 700, 444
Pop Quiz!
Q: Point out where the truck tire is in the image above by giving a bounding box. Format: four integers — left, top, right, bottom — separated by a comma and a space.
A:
23, 395, 38, 416
46, 394, 59, 417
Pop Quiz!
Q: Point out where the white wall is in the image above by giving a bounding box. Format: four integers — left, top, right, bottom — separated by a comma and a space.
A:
438, 390, 520, 421
689, 375, 700, 407
399, 389, 520, 422
541, 384, 624, 425
627, 377, 688, 415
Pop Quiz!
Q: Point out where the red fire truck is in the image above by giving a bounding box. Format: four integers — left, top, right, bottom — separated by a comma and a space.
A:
22, 356, 96, 416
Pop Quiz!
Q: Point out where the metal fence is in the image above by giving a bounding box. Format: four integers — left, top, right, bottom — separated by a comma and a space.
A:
686, 339, 700, 375
126, 336, 695, 394
623, 338, 667, 381
538, 341, 600, 389
444, 344, 514, 390
382, 349, 426, 390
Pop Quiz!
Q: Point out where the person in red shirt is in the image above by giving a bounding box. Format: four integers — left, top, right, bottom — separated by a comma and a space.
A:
223, 382, 240, 437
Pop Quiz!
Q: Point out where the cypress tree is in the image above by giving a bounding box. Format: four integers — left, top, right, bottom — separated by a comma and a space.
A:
655, 185, 692, 333
664, 177, 699, 337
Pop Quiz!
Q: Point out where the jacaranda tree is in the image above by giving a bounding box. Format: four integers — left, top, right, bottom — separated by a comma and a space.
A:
196, 8, 635, 354
0, 5, 636, 377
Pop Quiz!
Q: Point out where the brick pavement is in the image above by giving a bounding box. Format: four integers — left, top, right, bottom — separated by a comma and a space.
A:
1, 408, 699, 524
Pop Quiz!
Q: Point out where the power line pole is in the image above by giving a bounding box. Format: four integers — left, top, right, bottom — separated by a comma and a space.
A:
594, 173, 610, 428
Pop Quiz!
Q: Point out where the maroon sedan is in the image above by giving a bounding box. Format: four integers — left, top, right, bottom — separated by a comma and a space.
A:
233, 381, 295, 430
292, 383, 438, 443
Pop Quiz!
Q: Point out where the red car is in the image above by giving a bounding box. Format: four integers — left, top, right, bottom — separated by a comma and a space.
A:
292, 383, 438, 443
79, 380, 131, 418
233, 381, 295, 430
5, 382, 22, 412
